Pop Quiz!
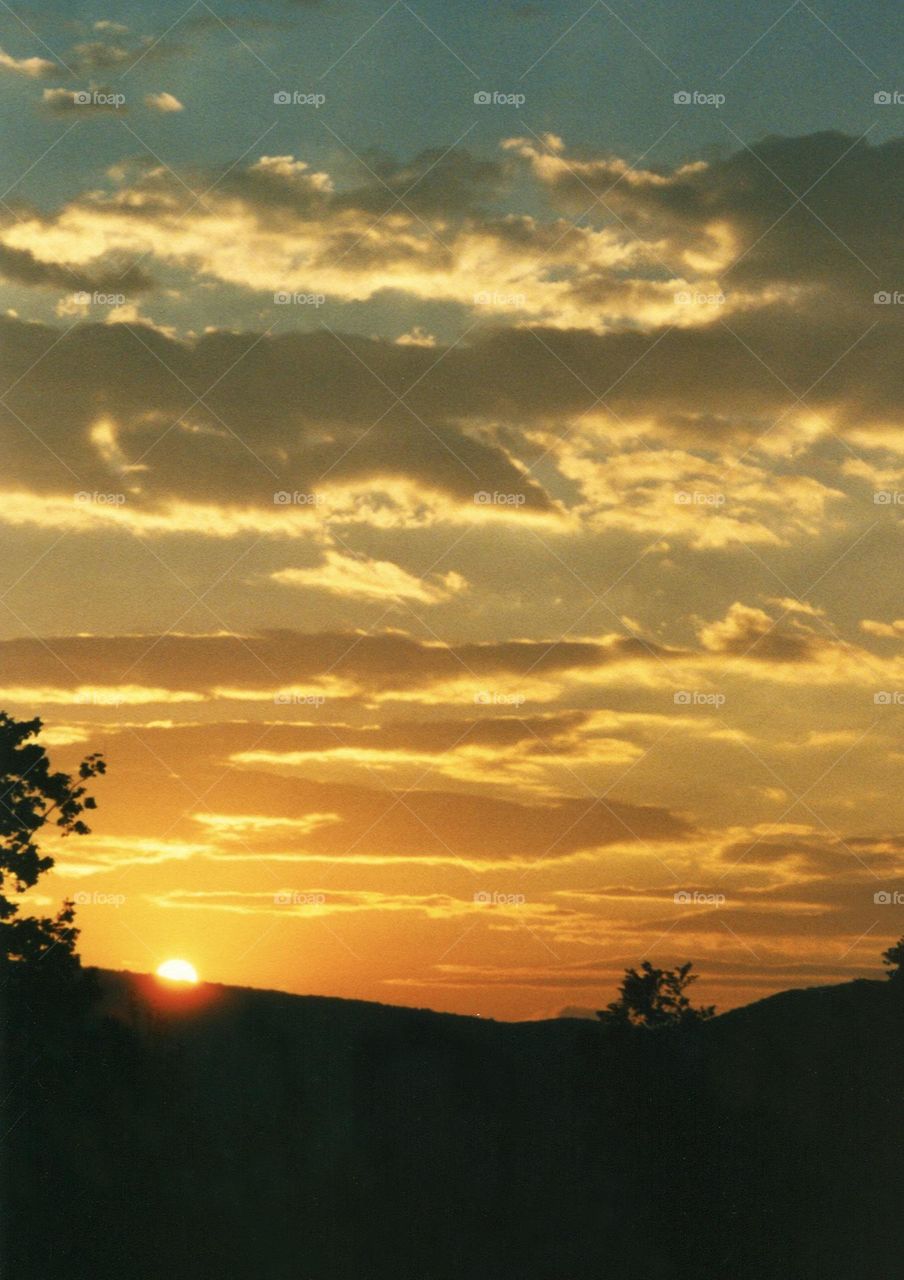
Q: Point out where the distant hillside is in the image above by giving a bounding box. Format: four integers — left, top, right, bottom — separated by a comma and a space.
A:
6, 971, 904, 1280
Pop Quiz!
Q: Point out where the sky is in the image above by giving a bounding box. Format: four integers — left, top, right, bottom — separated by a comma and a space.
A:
4, 0, 904, 1019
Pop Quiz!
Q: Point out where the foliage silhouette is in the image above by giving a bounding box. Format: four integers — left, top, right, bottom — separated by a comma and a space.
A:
596, 960, 716, 1029
0, 710, 105, 995
881, 935, 904, 980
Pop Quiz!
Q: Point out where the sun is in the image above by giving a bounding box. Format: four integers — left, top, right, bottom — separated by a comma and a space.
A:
156, 958, 199, 984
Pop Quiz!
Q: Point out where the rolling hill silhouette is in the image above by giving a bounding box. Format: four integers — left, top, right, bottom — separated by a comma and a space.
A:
6, 971, 903, 1280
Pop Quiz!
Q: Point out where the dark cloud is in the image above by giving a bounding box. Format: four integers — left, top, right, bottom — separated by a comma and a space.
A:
697, 604, 826, 663
104, 762, 691, 862
5, 133, 904, 521
2, 305, 890, 515
0, 630, 677, 693
399, 957, 880, 991
338, 149, 505, 217
69, 40, 142, 71
0, 244, 153, 295
86, 712, 589, 760
721, 833, 903, 877
66, 35, 186, 73
42, 718, 691, 865
180, 15, 291, 32
0, 317, 557, 509
522, 131, 903, 300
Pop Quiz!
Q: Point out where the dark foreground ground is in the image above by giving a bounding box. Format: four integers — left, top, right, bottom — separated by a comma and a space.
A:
4, 971, 903, 1279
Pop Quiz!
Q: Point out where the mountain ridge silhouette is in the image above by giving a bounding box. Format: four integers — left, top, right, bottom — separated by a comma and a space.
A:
7, 968, 903, 1280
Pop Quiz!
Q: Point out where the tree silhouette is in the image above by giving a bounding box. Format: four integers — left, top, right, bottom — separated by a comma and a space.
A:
597, 961, 715, 1029
0, 711, 105, 992
881, 936, 904, 981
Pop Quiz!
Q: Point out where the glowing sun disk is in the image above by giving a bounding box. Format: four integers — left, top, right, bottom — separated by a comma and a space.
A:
156, 958, 199, 984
